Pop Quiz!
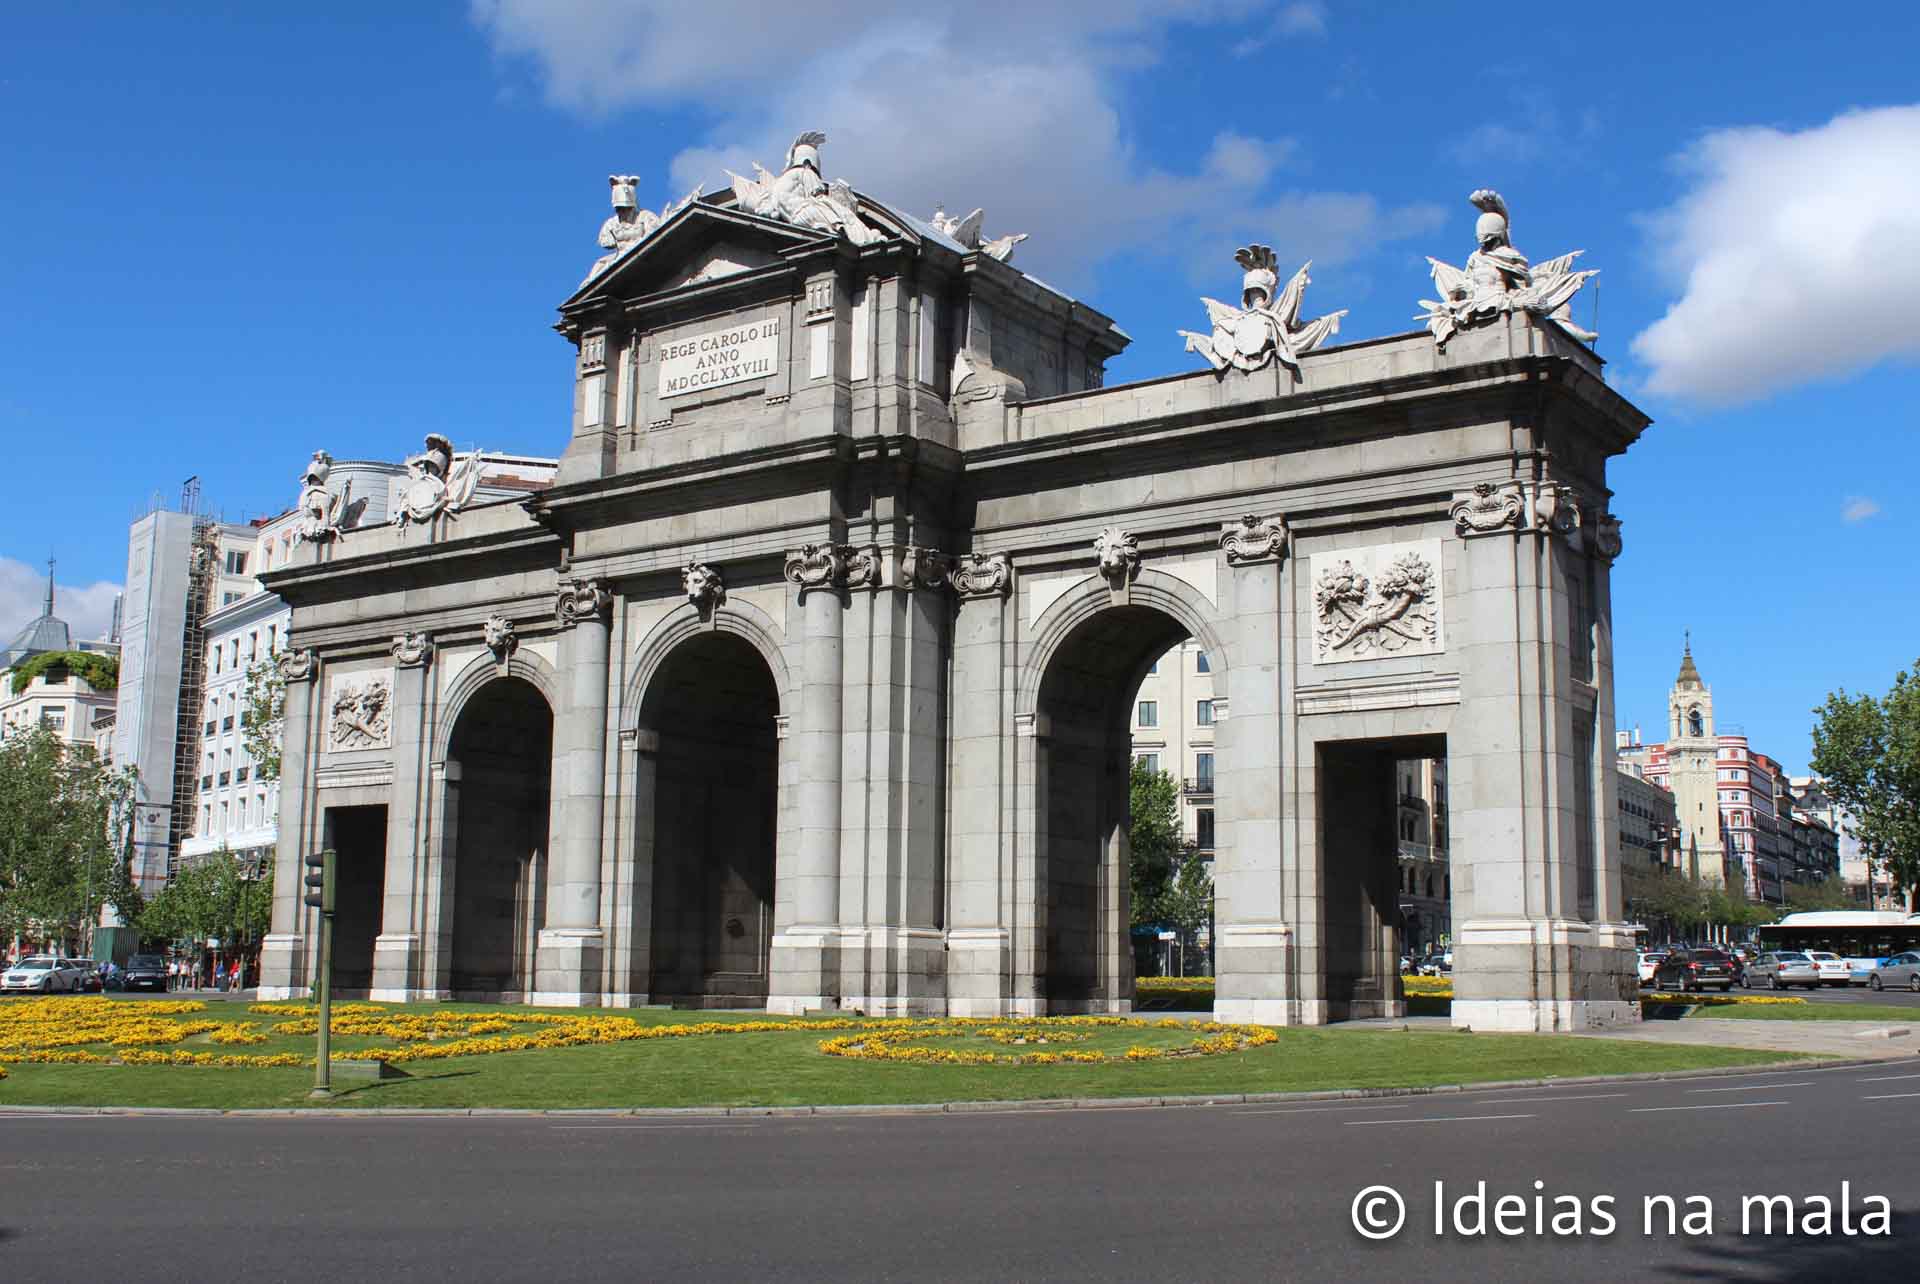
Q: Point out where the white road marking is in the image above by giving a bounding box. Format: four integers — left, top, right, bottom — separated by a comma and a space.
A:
1861, 1092, 1920, 1101
1236, 1102, 1414, 1116
1628, 1101, 1788, 1113
1686, 1081, 1815, 1094
1344, 1113, 1536, 1126
549, 1123, 760, 1131
1858, 1073, 1920, 1083
1478, 1093, 1629, 1104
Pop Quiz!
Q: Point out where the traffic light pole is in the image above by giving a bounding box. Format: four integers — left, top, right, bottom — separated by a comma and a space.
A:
305, 848, 336, 1100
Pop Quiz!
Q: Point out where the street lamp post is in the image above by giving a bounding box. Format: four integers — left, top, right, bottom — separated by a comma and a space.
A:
302, 848, 336, 1099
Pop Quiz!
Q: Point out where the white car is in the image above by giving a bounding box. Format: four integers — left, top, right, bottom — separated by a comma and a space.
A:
1637, 951, 1667, 985
1, 955, 87, 993
1803, 951, 1851, 987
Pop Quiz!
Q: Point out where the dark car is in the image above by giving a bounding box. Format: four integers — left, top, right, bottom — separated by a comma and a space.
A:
122, 954, 170, 993
1653, 947, 1736, 993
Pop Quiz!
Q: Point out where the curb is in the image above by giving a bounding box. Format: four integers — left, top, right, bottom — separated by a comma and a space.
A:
2, 1051, 1909, 1120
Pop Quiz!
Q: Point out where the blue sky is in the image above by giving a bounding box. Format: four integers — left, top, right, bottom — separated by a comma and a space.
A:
3, 2, 1917, 773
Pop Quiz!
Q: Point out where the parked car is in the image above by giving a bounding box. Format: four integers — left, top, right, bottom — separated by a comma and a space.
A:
1653, 948, 1735, 992
1417, 950, 1452, 976
122, 954, 170, 993
1747, 951, 1821, 990
1637, 951, 1668, 985
1868, 951, 1920, 992
1803, 951, 1852, 987
1, 955, 88, 993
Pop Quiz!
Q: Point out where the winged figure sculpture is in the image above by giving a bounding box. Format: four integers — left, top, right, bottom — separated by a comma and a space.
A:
1180, 246, 1346, 376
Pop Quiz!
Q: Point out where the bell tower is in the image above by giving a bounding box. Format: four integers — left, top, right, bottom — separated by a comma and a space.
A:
1665, 637, 1724, 882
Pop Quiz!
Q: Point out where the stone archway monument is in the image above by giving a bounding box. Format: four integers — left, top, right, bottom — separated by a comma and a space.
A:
258, 144, 1643, 1032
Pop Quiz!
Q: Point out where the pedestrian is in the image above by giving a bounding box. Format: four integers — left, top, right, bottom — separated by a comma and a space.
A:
229, 957, 242, 993
166, 957, 177, 991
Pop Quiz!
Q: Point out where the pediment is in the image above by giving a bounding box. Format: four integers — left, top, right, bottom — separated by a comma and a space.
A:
561, 201, 828, 314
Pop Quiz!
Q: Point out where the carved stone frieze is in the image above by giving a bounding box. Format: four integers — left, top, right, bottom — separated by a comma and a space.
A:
554, 578, 613, 628
783, 543, 846, 596
1593, 513, 1624, 561
682, 561, 724, 610
326, 672, 393, 752
1220, 514, 1289, 565
844, 545, 883, 590
949, 552, 1012, 599
275, 647, 316, 684
902, 545, 954, 593
1450, 480, 1526, 537
1093, 526, 1141, 589
1311, 540, 1444, 664
390, 631, 433, 668
483, 614, 518, 665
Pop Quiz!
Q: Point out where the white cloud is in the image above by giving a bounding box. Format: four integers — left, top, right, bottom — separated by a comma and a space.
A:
0, 557, 122, 650
1631, 105, 1920, 405
472, 1, 1437, 290
1841, 496, 1881, 523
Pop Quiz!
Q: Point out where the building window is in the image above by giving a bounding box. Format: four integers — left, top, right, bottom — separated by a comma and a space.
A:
1195, 651, 1210, 674
1194, 752, 1213, 791
1145, 658, 1158, 676
1136, 753, 1159, 775
1137, 701, 1158, 728
1195, 809, 1215, 849
1194, 699, 1214, 726
225, 550, 248, 576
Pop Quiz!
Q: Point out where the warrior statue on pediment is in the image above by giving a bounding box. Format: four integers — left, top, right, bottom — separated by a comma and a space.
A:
584, 174, 702, 282
728, 131, 879, 246
1418, 189, 1598, 348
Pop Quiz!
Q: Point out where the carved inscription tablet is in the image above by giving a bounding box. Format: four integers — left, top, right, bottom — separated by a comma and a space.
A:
658, 318, 782, 398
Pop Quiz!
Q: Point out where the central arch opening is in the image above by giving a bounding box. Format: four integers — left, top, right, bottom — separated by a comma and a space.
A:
1036, 604, 1202, 1013
643, 631, 780, 1008
446, 676, 553, 999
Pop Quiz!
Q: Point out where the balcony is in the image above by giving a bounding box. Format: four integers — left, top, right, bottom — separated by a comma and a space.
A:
1183, 777, 1215, 797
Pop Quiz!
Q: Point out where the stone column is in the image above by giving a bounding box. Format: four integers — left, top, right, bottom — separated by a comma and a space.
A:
1211, 516, 1299, 1024
372, 632, 432, 1001
768, 544, 845, 1014
535, 579, 611, 1006
259, 648, 317, 999
943, 553, 1017, 1015
1447, 480, 1637, 1032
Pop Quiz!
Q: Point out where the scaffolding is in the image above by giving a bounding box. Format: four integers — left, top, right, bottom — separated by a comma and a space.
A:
164, 478, 217, 880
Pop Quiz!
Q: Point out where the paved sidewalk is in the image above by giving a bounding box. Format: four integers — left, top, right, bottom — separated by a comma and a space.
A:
1573, 1015, 1918, 1061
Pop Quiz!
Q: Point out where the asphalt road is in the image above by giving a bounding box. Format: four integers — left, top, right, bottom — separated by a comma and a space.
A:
5, 1064, 1918, 1282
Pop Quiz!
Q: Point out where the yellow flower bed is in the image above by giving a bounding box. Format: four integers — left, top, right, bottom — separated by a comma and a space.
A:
817, 1016, 1278, 1067
1135, 976, 1213, 992
1401, 976, 1453, 995
1642, 992, 1806, 1007
0, 999, 1281, 1074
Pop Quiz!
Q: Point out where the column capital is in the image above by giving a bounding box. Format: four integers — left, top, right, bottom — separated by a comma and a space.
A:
390, 630, 434, 669
949, 551, 1012, 599
1220, 513, 1289, 565
783, 543, 847, 597
1449, 480, 1527, 537
554, 578, 613, 628
275, 647, 317, 684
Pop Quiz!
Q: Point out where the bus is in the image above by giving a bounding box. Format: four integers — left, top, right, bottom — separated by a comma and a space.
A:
1755, 911, 1920, 983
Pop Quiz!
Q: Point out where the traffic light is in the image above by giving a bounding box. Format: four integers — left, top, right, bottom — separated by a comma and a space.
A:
302, 848, 336, 914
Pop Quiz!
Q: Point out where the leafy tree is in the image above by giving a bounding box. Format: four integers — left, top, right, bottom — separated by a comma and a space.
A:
1784, 878, 1860, 913
1157, 848, 1215, 973
0, 726, 140, 950
1811, 661, 1920, 909
139, 848, 273, 947
240, 658, 287, 783
1127, 757, 1183, 929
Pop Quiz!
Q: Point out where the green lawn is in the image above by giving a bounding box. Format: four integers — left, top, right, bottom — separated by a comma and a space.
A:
0, 998, 1801, 1110
1683, 1001, 1920, 1023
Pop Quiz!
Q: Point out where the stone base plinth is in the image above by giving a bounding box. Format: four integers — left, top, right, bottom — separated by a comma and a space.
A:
946, 927, 1010, 1017
834, 927, 948, 1016
369, 932, 423, 1003
1450, 918, 1640, 1033
766, 929, 841, 1015
531, 927, 605, 1007
1215, 921, 1298, 1024
257, 933, 307, 1000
